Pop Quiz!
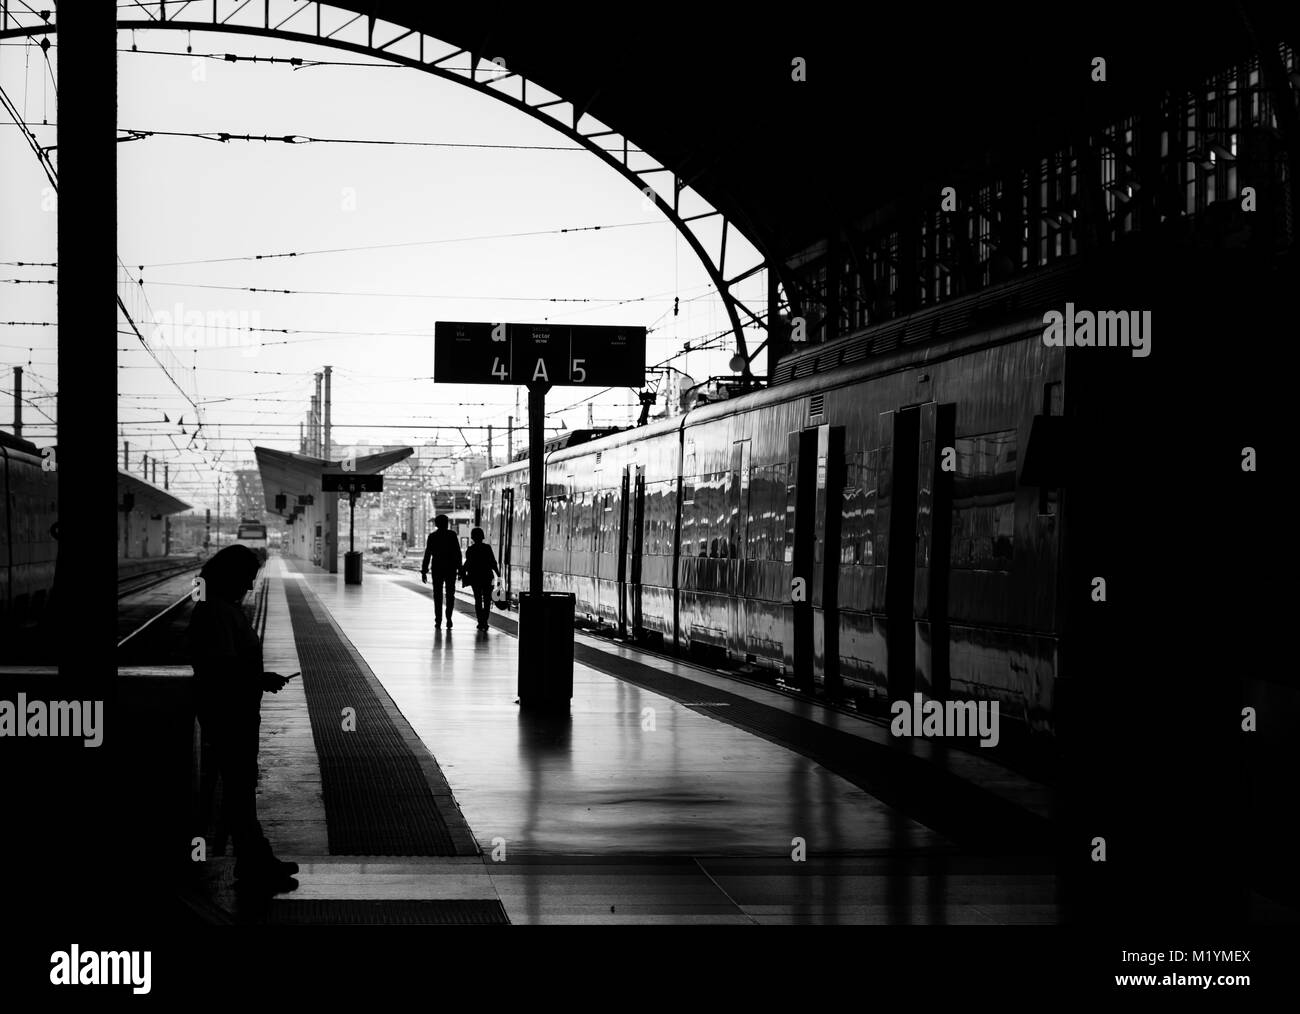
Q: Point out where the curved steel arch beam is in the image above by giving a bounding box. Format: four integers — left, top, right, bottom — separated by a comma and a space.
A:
4, 2, 782, 380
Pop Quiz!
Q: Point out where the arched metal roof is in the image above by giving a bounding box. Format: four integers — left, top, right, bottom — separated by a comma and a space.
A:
321, 4, 1268, 256
5, 2, 1280, 372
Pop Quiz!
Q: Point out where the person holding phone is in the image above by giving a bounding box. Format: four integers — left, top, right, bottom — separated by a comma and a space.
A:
186, 544, 299, 891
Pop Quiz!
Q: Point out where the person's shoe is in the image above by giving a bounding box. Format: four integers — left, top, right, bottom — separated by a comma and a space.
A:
435, 620, 441, 629
235, 852, 299, 880
233, 872, 299, 895
446, 617, 453, 629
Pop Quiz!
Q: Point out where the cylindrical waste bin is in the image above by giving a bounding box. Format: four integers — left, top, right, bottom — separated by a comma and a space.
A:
517, 591, 575, 710
344, 550, 363, 585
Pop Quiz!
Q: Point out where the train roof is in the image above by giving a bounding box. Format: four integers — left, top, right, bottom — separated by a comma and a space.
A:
508, 428, 622, 462
0, 429, 42, 456
480, 309, 1044, 479
483, 415, 682, 478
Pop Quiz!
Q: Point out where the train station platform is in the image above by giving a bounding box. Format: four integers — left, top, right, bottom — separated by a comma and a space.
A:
190, 556, 1060, 925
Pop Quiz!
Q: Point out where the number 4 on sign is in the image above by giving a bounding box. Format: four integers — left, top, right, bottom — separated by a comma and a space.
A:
492, 357, 508, 380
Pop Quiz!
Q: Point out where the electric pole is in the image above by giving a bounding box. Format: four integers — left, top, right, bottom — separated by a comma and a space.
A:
324, 364, 336, 574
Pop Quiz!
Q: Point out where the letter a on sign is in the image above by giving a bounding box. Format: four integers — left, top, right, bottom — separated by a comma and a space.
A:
492, 323, 506, 343
533, 358, 549, 382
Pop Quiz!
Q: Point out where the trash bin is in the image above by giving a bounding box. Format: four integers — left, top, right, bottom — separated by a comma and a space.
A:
517, 591, 575, 710
344, 550, 363, 585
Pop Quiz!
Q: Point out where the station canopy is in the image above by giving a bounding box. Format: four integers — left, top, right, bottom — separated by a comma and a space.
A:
117, 470, 191, 516
254, 446, 413, 518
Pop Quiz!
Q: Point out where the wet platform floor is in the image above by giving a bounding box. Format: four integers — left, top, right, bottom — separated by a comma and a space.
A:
212, 557, 1060, 924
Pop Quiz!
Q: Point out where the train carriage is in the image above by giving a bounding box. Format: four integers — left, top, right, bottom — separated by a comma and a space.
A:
235, 519, 269, 564
0, 430, 58, 635
482, 281, 1074, 734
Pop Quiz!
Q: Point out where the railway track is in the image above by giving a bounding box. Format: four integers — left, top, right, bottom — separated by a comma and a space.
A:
117, 568, 267, 664
117, 556, 203, 599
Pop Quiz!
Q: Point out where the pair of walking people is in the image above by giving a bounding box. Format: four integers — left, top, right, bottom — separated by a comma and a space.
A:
421, 514, 500, 631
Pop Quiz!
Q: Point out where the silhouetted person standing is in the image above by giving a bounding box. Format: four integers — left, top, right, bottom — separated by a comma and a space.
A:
421, 514, 462, 629
186, 545, 298, 891
461, 527, 500, 631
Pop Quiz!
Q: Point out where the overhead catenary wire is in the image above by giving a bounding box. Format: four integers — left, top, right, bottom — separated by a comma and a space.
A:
133, 278, 671, 305
118, 127, 590, 152
102, 47, 765, 470
0, 81, 57, 189
130, 220, 674, 269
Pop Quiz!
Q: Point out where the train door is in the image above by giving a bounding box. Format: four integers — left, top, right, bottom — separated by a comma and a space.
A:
498, 486, 513, 602
813, 426, 845, 697
564, 474, 575, 599
727, 440, 751, 660
885, 407, 921, 702
616, 467, 631, 637
916, 403, 956, 699
627, 464, 646, 637
784, 428, 819, 693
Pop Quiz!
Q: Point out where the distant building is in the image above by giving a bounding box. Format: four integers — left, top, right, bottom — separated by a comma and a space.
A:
234, 468, 265, 521
117, 472, 191, 558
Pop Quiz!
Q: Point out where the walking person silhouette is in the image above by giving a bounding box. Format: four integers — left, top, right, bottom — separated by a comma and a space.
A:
461, 527, 500, 631
421, 514, 462, 629
185, 544, 299, 892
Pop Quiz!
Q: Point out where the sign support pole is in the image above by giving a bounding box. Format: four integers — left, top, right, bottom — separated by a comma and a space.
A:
527, 380, 550, 597
432, 320, 645, 709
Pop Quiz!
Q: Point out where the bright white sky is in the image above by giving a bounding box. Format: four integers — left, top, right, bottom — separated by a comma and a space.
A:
1, 22, 767, 513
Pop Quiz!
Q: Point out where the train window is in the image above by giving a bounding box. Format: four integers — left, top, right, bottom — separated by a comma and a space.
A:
652, 487, 665, 556
770, 463, 787, 561
746, 465, 763, 560
951, 430, 1017, 571
784, 462, 798, 564
696, 492, 710, 557
1040, 383, 1062, 516
841, 453, 864, 565
1044, 381, 1063, 417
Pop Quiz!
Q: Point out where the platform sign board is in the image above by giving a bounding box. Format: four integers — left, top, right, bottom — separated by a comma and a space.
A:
433, 321, 512, 385
434, 321, 646, 387
321, 473, 383, 494
509, 322, 567, 385
567, 324, 645, 386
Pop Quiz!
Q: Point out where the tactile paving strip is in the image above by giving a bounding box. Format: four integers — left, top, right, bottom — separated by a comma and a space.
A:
283, 580, 468, 856
264, 899, 509, 926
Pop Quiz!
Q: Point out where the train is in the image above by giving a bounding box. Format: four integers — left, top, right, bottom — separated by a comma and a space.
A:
480, 270, 1082, 735
235, 519, 269, 564
0, 429, 58, 636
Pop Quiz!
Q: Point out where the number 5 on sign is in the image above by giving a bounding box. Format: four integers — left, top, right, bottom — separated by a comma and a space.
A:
571, 359, 586, 383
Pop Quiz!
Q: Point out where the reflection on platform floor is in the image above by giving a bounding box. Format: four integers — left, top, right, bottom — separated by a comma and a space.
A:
222, 559, 1061, 924
275, 558, 946, 858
